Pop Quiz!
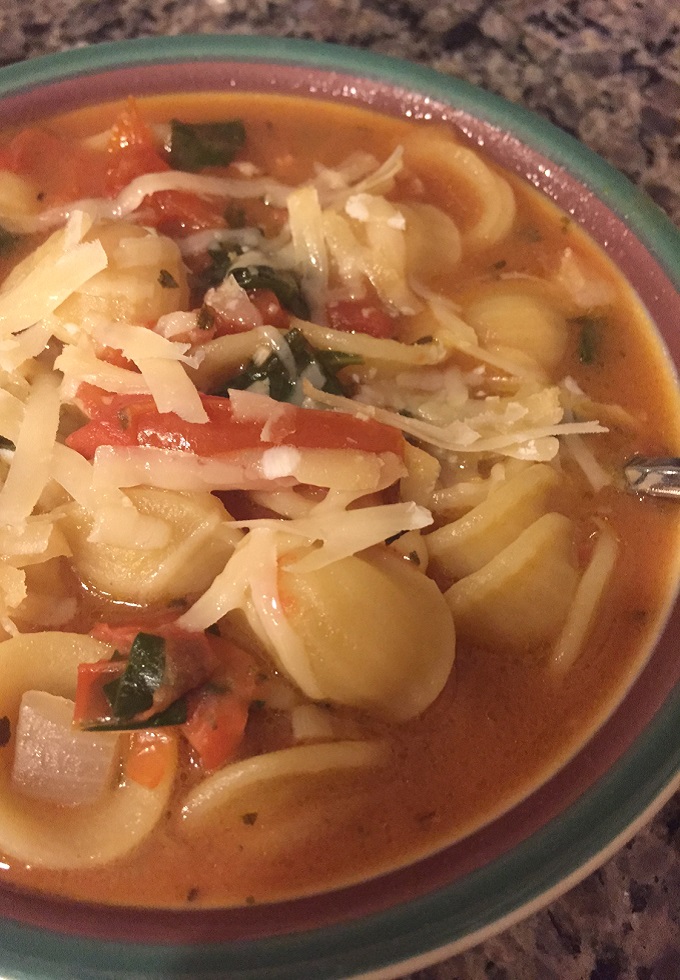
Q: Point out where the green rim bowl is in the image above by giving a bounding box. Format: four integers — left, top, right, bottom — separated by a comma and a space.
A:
0, 33, 679, 980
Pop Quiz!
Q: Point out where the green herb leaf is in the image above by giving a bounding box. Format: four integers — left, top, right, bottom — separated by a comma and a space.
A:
104, 632, 166, 721
0, 435, 15, 451
572, 315, 604, 365
158, 269, 179, 289
83, 696, 188, 732
230, 265, 310, 320
169, 119, 246, 172
213, 327, 361, 402
193, 243, 246, 296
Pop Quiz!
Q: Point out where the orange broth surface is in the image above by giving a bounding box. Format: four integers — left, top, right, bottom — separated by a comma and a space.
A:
1, 93, 679, 908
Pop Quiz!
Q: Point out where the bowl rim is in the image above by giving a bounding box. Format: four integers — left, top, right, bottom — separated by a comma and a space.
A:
0, 33, 679, 980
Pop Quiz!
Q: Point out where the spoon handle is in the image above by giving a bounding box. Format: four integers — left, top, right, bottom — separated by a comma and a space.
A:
624, 456, 680, 499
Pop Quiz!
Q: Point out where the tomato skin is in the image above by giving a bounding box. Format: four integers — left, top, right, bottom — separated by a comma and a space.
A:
67, 389, 405, 460
326, 299, 396, 339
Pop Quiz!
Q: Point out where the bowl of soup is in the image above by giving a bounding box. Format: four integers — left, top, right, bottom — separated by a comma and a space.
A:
0, 33, 678, 980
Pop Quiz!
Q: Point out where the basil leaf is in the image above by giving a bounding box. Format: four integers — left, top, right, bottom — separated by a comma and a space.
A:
230, 266, 310, 320
104, 632, 166, 721
83, 697, 188, 732
170, 119, 246, 172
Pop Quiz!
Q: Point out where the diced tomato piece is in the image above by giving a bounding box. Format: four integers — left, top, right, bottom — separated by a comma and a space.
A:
0, 127, 109, 206
142, 189, 227, 238
73, 658, 126, 724
105, 101, 170, 195
183, 638, 257, 771
247, 289, 290, 330
326, 298, 397, 339
66, 390, 405, 460
183, 687, 249, 771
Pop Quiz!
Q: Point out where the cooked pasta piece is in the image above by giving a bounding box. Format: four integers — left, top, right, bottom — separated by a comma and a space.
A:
59, 488, 242, 604
446, 512, 579, 652
426, 463, 559, 580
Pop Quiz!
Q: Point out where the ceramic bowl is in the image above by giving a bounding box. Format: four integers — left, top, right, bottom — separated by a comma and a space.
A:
0, 34, 679, 980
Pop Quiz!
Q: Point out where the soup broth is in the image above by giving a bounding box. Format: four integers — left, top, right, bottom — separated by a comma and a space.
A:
0, 93, 678, 908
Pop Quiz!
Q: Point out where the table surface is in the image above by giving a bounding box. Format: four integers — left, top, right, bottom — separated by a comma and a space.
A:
0, 1, 679, 978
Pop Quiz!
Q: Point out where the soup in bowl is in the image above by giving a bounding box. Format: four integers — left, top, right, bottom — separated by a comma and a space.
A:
0, 35, 678, 979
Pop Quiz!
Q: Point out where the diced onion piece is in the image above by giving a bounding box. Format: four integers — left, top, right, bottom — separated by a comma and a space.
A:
11, 691, 119, 807
550, 524, 619, 673
181, 740, 387, 828
291, 705, 335, 743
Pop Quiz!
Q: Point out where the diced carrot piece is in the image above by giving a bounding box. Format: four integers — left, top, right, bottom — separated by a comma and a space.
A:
125, 731, 176, 789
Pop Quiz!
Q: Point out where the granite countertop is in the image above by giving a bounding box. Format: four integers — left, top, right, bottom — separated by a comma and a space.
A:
0, 1, 679, 978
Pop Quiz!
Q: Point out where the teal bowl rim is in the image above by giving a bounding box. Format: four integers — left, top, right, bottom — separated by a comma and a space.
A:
0, 33, 679, 980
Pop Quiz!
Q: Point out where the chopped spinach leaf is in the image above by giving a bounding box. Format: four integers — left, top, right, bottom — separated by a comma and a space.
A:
572, 314, 604, 365
158, 268, 179, 289
222, 347, 294, 401
103, 632, 166, 721
213, 327, 361, 402
0, 226, 20, 256
193, 242, 247, 295
230, 265, 310, 320
0, 435, 15, 451
0, 715, 10, 747
169, 119, 246, 172
84, 696, 188, 732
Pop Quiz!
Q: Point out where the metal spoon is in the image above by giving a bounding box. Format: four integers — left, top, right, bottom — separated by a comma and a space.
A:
623, 456, 680, 500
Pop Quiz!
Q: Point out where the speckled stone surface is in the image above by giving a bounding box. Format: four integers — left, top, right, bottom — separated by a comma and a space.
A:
0, 2, 679, 978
